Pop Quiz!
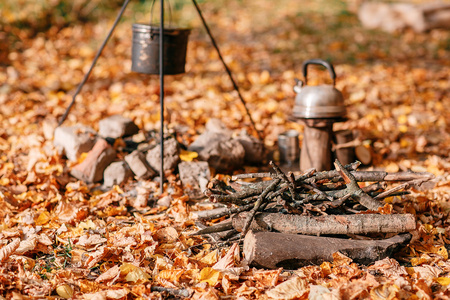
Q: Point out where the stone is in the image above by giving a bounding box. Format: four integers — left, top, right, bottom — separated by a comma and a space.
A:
205, 118, 233, 135
156, 195, 172, 208
54, 125, 97, 161
98, 115, 139, 139
236, 130, 265, 164
179, 161, 210, 198
103, 161, 133, 187
70, 139, 116, 183
189, 119, 232, 153
188, 120, 246, 172
146, 138, 180, 173
124, 150, 156, 179
196, 138, 245, 172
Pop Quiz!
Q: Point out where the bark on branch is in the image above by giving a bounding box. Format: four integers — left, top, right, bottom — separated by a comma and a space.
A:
232, 212, 416, 235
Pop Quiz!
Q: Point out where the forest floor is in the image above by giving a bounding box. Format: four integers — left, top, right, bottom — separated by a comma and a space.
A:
0, 0, 449, 298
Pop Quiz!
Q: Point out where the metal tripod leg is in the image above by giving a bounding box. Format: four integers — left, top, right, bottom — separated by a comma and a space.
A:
58, 0, 132, 126
191, 0, 262, 142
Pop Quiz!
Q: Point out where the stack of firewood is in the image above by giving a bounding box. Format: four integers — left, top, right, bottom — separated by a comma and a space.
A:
192, 160, 435, 269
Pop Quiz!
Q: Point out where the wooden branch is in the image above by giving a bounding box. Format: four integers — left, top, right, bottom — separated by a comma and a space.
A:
243, 231, 412, 269
192, 220, 234, 235
232, 172, 272, 180
374, 179, 428, 200
302, 162, 360, 183
192, 203, 255, 220
334, 160, 382, 210
301, 182, 333, 201
232, 212, 416, 235
241, 178, 281, 236
270, 161, 297, 202
354, 171, 434, 182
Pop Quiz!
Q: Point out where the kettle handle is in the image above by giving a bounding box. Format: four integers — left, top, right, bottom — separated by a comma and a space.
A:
302, 59, 336, 86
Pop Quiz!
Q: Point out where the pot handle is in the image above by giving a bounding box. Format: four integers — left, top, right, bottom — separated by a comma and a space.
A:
302, 59, 336, 86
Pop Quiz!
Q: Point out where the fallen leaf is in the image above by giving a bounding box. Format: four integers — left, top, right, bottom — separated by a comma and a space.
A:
266, 276, 309, 300
120, 263, 150, 283
200, 267, 221, 286
0, 238, 20, 262
180, 150, 199, 162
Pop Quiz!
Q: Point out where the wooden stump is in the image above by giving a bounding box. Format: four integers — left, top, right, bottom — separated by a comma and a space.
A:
300, 122, 333, 172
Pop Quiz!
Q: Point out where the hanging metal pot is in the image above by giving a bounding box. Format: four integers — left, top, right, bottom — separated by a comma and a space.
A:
131, 23, 190, 75
292, 59, 346, 120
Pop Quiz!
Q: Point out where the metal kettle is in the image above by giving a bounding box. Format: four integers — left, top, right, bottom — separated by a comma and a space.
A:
292, 59, 346, 120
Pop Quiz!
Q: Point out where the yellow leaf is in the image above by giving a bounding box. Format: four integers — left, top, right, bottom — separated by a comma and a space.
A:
266, 276, 308, 299
200, 249, 219, 266
120, 263, 150, 283
180, 150, 198, 162
56, 284, 74, 299
423, 224, 434, 233
35, 211, 51, 225
199, 267, 221, 286
158, 269, 184, 282
397, 115, 407, 124
436, 277, 450, 286
78, 152, 88, 163
436, 246, 448, 260
78, 220, 97, 230
114, 185, 124, 194
399, 125, 408, 133
320, 261, 332, 277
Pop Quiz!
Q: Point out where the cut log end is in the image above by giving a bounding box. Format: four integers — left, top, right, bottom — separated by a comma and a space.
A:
355, 145, 372, 165
243, 230, 257, 265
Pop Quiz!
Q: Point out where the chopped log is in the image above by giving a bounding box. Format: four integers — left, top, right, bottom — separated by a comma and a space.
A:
355, 145, 372, 165
232, 212, 416, 235
243, 231, 412, 269
358, 2, 450, 33
334, 130, 356, 166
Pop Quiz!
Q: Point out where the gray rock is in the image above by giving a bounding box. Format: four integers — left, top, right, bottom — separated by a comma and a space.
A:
156, 195, 172, 208
98, 115, 139, 139
189, 119, 232, 153
196, 138, 245, 172
179, 161, 210, 198
70, 139, 116, 183
205, 118, 233, 136
103, 161, 133, 187
54, 125, 97, 161
146, 138, 180, 173
236, 130, 265, 164
124, 150, 156, 179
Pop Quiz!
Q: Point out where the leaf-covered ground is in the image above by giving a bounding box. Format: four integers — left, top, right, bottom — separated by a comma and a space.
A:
1, 0, 450, 299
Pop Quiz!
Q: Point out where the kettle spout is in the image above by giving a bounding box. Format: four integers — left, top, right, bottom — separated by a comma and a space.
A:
294, 78, 304, 93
